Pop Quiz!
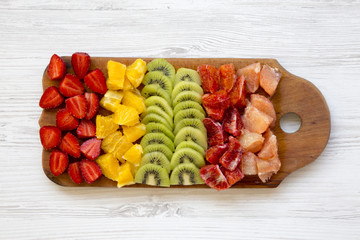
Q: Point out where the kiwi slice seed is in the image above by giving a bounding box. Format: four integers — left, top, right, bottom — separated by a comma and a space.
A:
145, 96, 173, 118
141, 152, 171, 173
172, 91, 202, 107
174, 68, 202, 86
142, 113, 173, 130
174, 118, 207, 136
147, 59, 176, 82
134, 164, 170, 187
172, 81, 204, 100
170, 147, 205, 170
143, 144, 173, 162
141, 84, 172, 106
174, 127, 207, 151
140, 133, 175, 152
174, 108, 205, 127
143, 71, 172, 96
170, 163, 204, 185
142, 106, 173, 129
175, 141, 205, 157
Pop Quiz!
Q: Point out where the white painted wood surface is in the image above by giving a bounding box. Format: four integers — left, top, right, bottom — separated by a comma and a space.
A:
0, 0, 359, 239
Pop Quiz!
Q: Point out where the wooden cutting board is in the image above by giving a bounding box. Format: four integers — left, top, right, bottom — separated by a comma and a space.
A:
39, 57, 331, 188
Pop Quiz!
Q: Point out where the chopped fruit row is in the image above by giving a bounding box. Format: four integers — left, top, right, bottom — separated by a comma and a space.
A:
198, 63, 282, 190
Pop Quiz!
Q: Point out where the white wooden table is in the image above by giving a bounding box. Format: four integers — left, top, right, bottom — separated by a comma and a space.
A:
1, 0, 359, 239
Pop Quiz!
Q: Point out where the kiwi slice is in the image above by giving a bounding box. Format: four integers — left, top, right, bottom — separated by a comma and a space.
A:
174, 118, 207, 136
174, 127, 207, 151
141, 152, 171, 173
145, 96, 173, 118
174, 108, 205, 127
170, 163, 204, 185
172, 81, 204, 100
146, 122, 175, 141
143, 144, 173, 161
147, 59, 175, 82
172, 91, 202, 107
143, 71, 172, 96
170, 147, 205, 170
142, 106, 173, 129
141, 84, 171, 106
173, 101, 205, 116
174, 68, 201, 86
175, 141, 205, 157
142, 113, 172, 130
134, 164, 170, 187
140, 133, 175, 152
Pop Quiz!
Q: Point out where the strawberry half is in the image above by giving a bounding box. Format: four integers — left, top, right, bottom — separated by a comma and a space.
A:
59, 132, 80, 158
80, 159, 102, 183
56, 108, 79, 131
197, 65, 220, 93
200, 164, 229, 191
205, 144, 228, 164
84, 69, 107, 94
222, 107, 243, 137
203, 118, 225, 147
39, 86, 64, 109
77, 119, 96, 139
59, 74, 85, 97
65, 95, 88, 119
221, 167, 244, 186
49, 150, 68, 176
71, 52, 91, 79
68, 162, 83, 184
47, 54, 66, 81
84, 92, 99, 120
219, 63, 236, 92
80, 137, 101, 161
39, 126, 61, 149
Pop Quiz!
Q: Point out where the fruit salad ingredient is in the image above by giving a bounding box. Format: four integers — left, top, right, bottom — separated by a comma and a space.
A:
47, 54, 66, 81
219, 63, 236, 92
257, 154, 281, 183
197, 65, 220, 93
117, 162, 135, 188
238, 129, 264, 153
84, 68, 107, 94
238, 62, 261, 93
39, 86, 64, 109
68, 162, 83, 184
199, 164, 229, 190
221, 167, 244, 186
229, 75, 246, 109
122, 123, 146, 142
96, 153, 121, 181
222, 107, 243, 137
95, 115, 119, 139
259, 64, 281, 96
59, 74, 85, 97
80, 159, 102, 184
39, 126, 61, 149
203, 118, 225, 147
71, 52, 90, 79
56, 108, 79, 131
242, 103, 273, 134
112, 105, 139, 126
77, 119, 96, 139
126, 59, 147, 88
80, 137, 101, 161
84, 92, 99, 120
49, 150, 68, 176
123, 144, 143, 167
65, 94, 88, 119
147, 58, 175, 82
59, 132, 80, 158
122, 90, 146, 114
241, 152, 258, 175
134, 164, 170, 187
107, 60, 126, 90
205, 144, 228, 165
170, 163, 204, 185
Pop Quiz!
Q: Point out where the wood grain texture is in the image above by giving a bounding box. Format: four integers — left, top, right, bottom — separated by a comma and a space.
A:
0, 0, 359, 239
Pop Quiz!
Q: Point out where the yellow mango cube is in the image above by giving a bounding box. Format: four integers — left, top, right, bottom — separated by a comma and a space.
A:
123, 144, 143, 167
122, 90, 146, 114
123, 123, 146, 142
126, 59, 147, 88
107, 60, 126, 90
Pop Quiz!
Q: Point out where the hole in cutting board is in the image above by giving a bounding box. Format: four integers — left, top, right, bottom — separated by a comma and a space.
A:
280, 112, 302, 133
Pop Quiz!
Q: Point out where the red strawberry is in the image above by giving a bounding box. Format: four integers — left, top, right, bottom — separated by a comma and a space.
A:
80, 138, 101, 161
223, 107, 243, 137
84, 92, 99, 120
219, 149, 242, 171
77, 119, 96, 139
203, 106, 225, 122
205, 144, 228, 164
39, 126, 61, 149
49, 150, 68, 176
59, 132, 80, 158
219, 63, 236, 92
68, 162, 83, 184
80, 159, 102, 183
47, 54, 66, 81
39, 86, 64, 109
200, 165, 230, 190
203, 118, 225, 147
228, 136, 241, 151
221, 167, 244, 186
197, 65, 220, 93
59, 74, 85, 97
202, 90, 230, 109
84, 69, 107, 94
65, 95, 88, 119
71, 52, 90, 79
56, 108, 79, 131
229, 75, 246, 109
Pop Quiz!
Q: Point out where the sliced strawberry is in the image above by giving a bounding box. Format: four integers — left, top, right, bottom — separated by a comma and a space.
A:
203, 118, 225, 147
56, 108, 79, 131
197, 65, 220, 93
59, 132, 80, 158
49, 150, 68, 176
221, 166, 244, 186
80, 137, 101, 161
200, 165, 229, 190
202, 90, 230, 109
68, 162, 83, 184
219, 149, 242, 171
71, 52, 90, 79
84, 92, 99, 120
39, 86, 64, 109
238, 62, 261, 93
39, 126, 61, 149
223, 107, 243, 137
205, 144, 228, 164
80, 159, 102, 183
47, 54, 66, 81
259, 64, 281, 96
77, 119, 96, 139
229, 75, 246, 109
219, 63, 236, 92
59, 74, 85, 97
84, 69, 107, 94
65, 95, 88, 119
228, 136, 241, 151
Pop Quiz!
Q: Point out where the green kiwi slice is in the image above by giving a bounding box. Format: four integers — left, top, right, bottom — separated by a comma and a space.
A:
170, 163, 204, 185
142, 106, 173, 129
134, 164, 170, 187
175, 141, 205, 157
142, 113, 172, 130
174, 127, 207, 151
145, 96, 173, 118
170, 147, 205, 170
141, 84, 172, 106
143, 71, 172, 96
171, 81, 204, 100
173, 101, 205, 116
174, 118, 207, 136
172, 91, 202, 107
146, 122, 175, 141
143, 144, 173, 162
174, 108, 205, 127
141, 152, 171, 173
147, 59, 175, 82
140, 133, 175, 152
174, 68, 201, 86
